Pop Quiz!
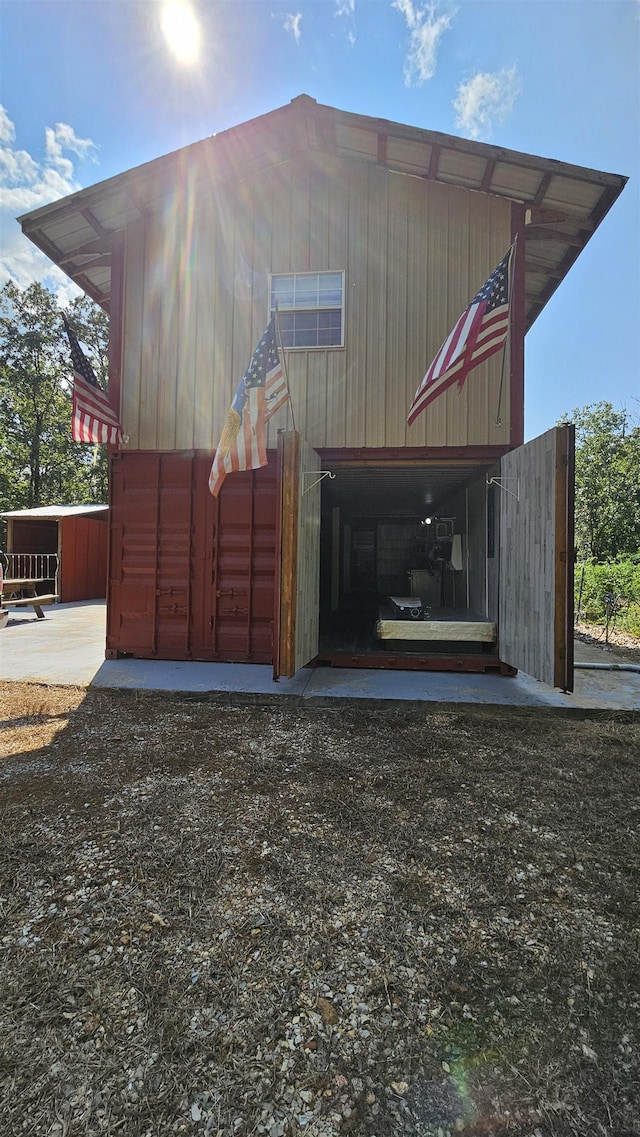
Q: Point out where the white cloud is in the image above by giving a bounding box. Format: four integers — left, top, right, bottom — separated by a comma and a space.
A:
0, 147, 39, 187
0, 169, 79, 213
283, 12, 302, 43
0, 106, 16, 145
46, 122, 97, 169
335, 0, 356, 45
394, 0, 453, 85
453, 66, 521, 139
0, 106, 96, 294
0, 230, 77, 299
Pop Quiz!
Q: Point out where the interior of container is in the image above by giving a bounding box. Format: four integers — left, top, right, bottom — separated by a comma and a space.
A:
318, 461, 499, 664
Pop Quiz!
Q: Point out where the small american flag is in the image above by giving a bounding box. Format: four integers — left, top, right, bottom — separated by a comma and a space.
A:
407, 246, 514, 425
209, 318, 290, 498
63, 317, 124, 445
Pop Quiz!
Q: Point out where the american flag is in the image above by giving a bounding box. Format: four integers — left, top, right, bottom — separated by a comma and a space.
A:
407, 246, 514, 425
209, 318, 290, 498
63, 317, 124, 445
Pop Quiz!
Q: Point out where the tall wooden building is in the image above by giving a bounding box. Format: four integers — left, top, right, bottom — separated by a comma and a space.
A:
19, 96, 627, 688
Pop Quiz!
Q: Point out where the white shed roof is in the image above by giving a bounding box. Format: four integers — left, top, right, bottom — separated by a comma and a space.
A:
1, 505, 108, 521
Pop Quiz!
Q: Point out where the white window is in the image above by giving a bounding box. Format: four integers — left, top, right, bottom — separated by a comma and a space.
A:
270, 271, 344, 348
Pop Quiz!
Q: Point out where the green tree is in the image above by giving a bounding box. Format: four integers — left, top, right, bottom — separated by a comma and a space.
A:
559, 401, 640, 561
0, 281, 110, 515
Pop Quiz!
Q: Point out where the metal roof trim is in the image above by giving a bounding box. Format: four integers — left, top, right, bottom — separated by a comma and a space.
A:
1, 504, 109, 521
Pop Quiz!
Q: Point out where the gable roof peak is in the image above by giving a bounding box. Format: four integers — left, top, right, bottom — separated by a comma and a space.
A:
289, 94, 317, 109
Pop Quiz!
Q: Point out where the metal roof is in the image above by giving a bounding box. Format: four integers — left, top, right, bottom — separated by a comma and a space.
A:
18, 94, 626, 332
1, 505, 108, 521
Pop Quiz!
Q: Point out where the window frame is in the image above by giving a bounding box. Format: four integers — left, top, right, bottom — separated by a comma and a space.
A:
269, 270, 345, 350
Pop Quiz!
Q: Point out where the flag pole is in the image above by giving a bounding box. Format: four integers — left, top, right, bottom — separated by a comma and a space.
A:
274, 301, 296, 432
495, 236, 518, 427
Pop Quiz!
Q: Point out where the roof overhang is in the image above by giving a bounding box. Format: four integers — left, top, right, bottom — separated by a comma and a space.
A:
18, 95, 627, 330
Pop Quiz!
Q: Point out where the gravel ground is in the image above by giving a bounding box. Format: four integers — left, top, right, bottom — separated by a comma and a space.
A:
575, 622, 640, 663
1, 682, 639, 1137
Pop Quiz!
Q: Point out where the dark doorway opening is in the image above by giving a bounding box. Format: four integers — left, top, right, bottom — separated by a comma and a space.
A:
317, 460, 502, 672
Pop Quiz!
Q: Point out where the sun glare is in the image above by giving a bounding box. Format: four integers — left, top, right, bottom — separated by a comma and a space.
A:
160, 0, 201, 65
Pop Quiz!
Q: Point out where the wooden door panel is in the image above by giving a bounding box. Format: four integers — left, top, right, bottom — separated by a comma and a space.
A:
498, 425, 574, 690
274, 431, 321, 679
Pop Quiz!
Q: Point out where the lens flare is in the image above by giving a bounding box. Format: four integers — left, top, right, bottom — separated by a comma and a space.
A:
160, 1, 201, 65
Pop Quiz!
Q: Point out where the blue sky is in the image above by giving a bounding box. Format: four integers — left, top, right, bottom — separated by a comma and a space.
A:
1, 0, 638, 439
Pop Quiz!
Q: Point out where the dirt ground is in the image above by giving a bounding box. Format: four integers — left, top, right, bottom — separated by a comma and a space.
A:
1, 682, 639, 1137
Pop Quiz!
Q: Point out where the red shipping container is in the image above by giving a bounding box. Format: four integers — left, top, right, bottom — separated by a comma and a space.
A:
106, 451, 278, 662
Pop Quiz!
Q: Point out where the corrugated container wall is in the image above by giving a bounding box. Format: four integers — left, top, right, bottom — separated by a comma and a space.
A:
106, 452, 278, 662
119, 152, 512, 453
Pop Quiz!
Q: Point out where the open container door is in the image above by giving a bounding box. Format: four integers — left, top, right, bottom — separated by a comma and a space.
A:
498, 424, 575, 691
273, 431, 322, 679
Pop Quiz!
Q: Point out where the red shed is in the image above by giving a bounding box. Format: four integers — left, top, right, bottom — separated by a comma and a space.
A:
1, 505, 108, 603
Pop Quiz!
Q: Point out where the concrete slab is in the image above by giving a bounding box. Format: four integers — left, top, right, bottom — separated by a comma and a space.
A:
0, 599, 638, 712
92, 658, 312, 699
0, 600, 108, 687
302, 664, 570, 708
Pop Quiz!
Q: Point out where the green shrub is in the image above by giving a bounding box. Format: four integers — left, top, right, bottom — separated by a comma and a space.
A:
575, 558, 640, 637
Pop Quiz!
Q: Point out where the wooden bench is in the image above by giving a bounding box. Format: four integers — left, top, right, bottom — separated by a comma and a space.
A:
1, 594, 57, 619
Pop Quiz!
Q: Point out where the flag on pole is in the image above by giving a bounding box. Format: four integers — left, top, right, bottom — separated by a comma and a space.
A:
63, 317, 124, 444
407, 246, 514, 426
209, 317, 289, 498
263, 318, 290, 423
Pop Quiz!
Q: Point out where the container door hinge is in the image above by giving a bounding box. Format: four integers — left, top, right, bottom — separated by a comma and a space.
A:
486, 476, 520, 501
302, 470, 335, 495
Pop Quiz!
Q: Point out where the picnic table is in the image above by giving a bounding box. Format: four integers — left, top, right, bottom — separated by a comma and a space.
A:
1, 577, 57, 619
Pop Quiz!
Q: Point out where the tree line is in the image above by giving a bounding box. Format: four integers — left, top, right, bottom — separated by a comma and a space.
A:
1, 280, 638, 565
558, 402, 640, 634
558, 402, 640, 563
0, 281, 109, 524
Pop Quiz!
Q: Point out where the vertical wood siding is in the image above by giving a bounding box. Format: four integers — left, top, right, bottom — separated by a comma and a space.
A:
498, 427, 573, 688
120, 152, 512, 452
59, 517, 108, 602
276, 432, 321, 677
294, 438, 321, 672
499, 431, 555, 684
